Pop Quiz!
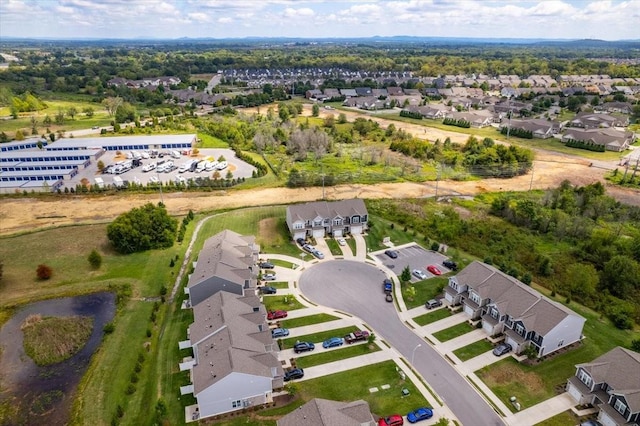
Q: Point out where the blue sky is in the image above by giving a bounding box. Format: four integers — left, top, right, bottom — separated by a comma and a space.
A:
0, 0, 638, 40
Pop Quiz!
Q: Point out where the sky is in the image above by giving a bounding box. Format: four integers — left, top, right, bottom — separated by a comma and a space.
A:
0, 0, 638, 41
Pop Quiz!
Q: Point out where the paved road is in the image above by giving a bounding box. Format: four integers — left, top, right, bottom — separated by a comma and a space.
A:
299, 260, 504, 426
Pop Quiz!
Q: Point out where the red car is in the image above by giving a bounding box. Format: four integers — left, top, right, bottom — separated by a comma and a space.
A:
379, 414, 404, 426
426, 265, 442, 276
267, 310, 288, 320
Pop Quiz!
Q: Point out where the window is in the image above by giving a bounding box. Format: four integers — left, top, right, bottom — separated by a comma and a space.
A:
614, 398, 626, 415
333, 218, 342, 225
293, 223, 304, 230
515, 323, 525, 336
491, 308, 499, 319
352, 216, 360, 223
232, 400, 242, 409
578, 369, 592, 388
470, 292, 481, 304
557, 339, 564, 347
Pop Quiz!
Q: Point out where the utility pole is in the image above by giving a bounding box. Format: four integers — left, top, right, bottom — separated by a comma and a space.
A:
529, 163, 535, 191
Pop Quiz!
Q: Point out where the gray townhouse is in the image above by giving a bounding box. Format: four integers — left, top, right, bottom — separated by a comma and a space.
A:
444, 261, 585, 357
566, 347, 640, 426
562, 128, 634, 152
179, 291, 283, 420
184, 229, 259, 307
285, 199, 368, 240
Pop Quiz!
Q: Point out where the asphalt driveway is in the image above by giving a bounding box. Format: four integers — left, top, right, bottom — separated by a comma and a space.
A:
299, 259, 504, 426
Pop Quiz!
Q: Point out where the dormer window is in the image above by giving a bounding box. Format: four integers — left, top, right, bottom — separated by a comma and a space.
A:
614, 398, 626, 415
470, 292, 481, 304
578, 369, 592, 387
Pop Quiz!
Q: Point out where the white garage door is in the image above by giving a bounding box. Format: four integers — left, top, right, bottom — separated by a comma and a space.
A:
351, 225, 363, 235
567, 382, 583, 403
312, 228, 325, 238
333, 229, 343, 237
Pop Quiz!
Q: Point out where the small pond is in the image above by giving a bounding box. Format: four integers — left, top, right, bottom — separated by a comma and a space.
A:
0, 292, 116, 425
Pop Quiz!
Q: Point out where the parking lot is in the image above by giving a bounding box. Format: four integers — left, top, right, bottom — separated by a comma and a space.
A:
374, 244, 452, 282
65, 148, 256, 190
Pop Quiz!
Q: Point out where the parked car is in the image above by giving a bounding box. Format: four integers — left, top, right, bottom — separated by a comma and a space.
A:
493, 343, 513, 356
385, 249, 398, 259
260, 286, 277, 295
385, 293, 394, 303
303, 244, 315, 253
344, 330, 370, 344
412, 269, 427, 280
442, 259, 458, 270
293, 342, 315, 353
425, 299, 442, 309
258, 261, 275, 269
322, 337, 344, 349
336, 238, 346, 246
296, 238, 306, 246
383, 279, 393, 294
263, 273, 276, 281
142, 163, 156, 172
271, 328, 289, 338
407, 407, 433, 423
267, 310, 287, 320
426, 265, 442, 276
378, 414, 404, 426
311, 249, 325, 259
284, 368, 304, 381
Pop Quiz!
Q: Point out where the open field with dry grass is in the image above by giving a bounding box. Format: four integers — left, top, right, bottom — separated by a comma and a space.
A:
22, 315, 94, 365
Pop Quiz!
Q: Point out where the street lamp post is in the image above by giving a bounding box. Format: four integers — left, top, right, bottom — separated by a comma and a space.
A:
411, 343, 422, 365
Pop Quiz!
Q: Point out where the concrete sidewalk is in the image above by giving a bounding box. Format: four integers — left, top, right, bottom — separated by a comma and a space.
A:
505, 393, 576, 426
298, 350, 393, 381
354, 234, 367, 261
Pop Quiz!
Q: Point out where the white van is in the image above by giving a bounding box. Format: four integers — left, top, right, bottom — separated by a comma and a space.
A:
170, 150, 181, 159
195, 161, 207, 173
205, 161, 218, 171
216, 161, 228, 170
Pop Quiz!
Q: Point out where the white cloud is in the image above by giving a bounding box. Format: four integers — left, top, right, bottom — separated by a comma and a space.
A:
188, 12, 211, 23
217, 17, 233, 24
282, 7, 315, 18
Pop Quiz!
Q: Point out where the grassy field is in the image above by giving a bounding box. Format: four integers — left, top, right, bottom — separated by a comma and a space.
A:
413, 308, 452, 326
296, 361, 428, 416
22, 315, 94, 365
403, 277, 448, 310
280, 326, 359, 349
271, 259, 296, 269
432, 322, 476, 342
295, 343, 381, 368
198, 132, 229, 148
366, 216, 418, 251
452, 339, 494, 362
534, 410, 581, 426
279, 313, 340, 329
263, 295, 306, 311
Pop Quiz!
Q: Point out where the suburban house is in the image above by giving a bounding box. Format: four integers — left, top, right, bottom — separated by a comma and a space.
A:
562, 128, 634, 152
502, 119, 561, 139
179, 291, 284, 420
277, 398, 375, 426
285, 199, 368, 240
444, 261, 586, 357
445, 111, 493, 128
185, 229, 259, 307
566, 347, 640, 426
568, 112, 629, 129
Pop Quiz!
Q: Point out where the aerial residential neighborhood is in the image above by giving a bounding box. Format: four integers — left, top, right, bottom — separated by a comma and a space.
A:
1, 1, 640, 426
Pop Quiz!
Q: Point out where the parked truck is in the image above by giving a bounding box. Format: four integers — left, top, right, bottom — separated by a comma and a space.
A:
344, 330, 370, 344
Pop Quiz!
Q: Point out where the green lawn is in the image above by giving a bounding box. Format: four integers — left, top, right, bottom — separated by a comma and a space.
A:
366, 216, 416, 251
452, 339, 494, 361
198, 132, 230, 148
432, 322, 476, 342
325, 238, 343, 256
534, 410, 580, 426
271, 259, 296, 269
269, 282, 290, 289
346, 237, 357, 256
403, 277, 448, 310
280, 326, 359, 349
476, 296, 640, 412
263, 295, 306, 311
295, 343, 381, 369
413, 308, 452, 326
297, 361, 428, 416
279, 314, 340, 329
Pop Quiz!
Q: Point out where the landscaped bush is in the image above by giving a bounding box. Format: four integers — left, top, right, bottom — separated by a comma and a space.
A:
400, 110, 423, 119
500, 126, 533, 139
107, 203, 177, 254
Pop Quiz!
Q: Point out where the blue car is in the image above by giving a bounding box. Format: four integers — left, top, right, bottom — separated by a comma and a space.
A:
322, 337, 343, 349
271, 328, 289, 338
407, 407, 433, 423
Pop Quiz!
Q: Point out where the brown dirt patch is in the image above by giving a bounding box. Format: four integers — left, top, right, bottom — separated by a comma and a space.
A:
483, 363, 544, 394
258, 217, 279, 242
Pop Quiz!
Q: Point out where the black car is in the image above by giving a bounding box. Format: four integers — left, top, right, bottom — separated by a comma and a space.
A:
493, 343, 513, 356
443, 259, 458, 271
385, 293, 393, 303
296, 238, 306, 246
260, 286, 277, 294
259, 261, 275, 269
284, 368, 304, 381
385, 249, 399, 259
293, 342, 315, 353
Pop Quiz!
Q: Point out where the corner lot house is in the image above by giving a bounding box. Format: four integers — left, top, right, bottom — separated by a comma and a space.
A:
277, 398, 375, 426
184, 229, 259, 307
566, 347, 640, 426
444, 261, 585, 357
179, 230, 284, 421
285, 199, 368, 240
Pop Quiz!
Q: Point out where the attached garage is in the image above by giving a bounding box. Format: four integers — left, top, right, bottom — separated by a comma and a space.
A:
312, 228, 325, 238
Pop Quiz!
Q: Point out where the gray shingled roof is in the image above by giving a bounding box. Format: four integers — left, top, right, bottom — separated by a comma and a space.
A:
287, 199, 367, 223
277, 398, 374, 426
576, 347, 640, 411
460, 261, 583, 334
188, 229, 258, 293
